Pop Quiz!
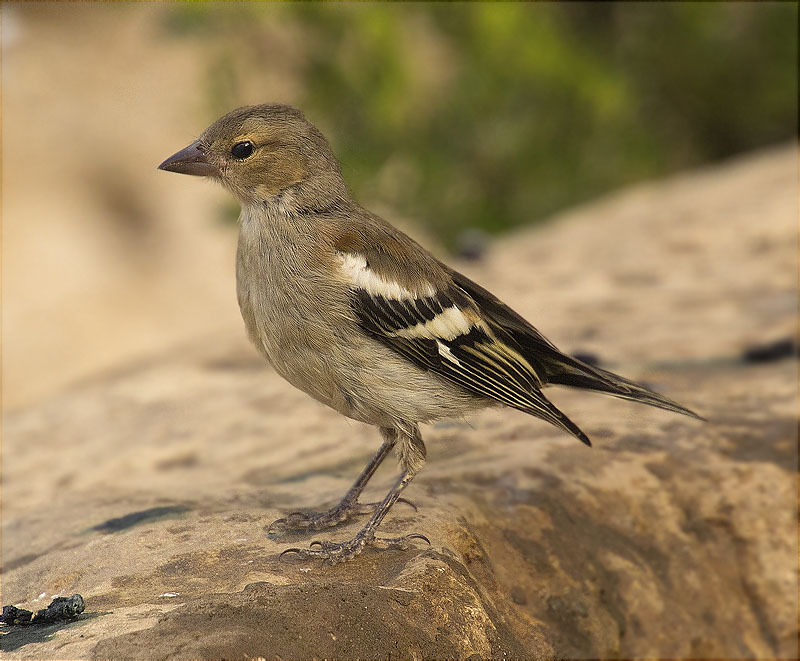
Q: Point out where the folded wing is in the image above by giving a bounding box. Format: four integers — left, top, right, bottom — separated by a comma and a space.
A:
336, 250, 592, 446
450, 269, 703, 421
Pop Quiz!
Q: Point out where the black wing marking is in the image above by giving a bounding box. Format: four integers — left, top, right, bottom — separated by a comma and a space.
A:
350, 286, 592, 446
448, 269, 558, 356
450, 268, 702, 420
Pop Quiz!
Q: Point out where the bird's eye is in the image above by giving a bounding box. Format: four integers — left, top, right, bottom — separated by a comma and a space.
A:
231, 141, 254, 159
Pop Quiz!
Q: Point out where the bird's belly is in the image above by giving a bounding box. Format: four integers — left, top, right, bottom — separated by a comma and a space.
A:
241, 283, 482, 425
332, 340, 487, 425
236, 229, 483, 424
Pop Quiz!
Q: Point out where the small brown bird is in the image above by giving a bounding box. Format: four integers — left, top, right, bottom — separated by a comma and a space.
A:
159, 104, 702, 563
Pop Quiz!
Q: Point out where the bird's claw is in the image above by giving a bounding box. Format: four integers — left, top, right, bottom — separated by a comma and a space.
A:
268, 517, 290, 535
279, 532, 430, 564
371, 533, 430, 550
268, 497, 417, 536
279, 537, 368, 564
396, 497, 418, 512
267, 505, 352, 535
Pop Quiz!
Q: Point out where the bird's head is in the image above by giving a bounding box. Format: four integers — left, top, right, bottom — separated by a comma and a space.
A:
158, 104, 346, 208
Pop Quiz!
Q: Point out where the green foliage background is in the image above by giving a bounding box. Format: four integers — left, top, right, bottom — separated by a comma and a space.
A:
164, 2, 797, 247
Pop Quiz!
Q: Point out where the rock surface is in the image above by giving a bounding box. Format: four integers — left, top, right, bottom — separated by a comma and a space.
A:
2, 146, 797, 658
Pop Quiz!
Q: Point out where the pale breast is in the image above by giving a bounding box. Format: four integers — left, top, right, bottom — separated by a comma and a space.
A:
235, 206, 355, 408
234, 204, 484, 427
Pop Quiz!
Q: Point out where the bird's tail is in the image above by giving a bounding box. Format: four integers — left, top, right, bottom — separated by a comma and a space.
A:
543, 352, 705, 421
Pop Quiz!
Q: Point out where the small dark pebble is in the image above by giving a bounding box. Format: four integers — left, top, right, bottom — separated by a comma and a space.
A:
571, 351, 601, 367
742, 337, 796, 363
456, 228, 490, 262
1, 594, 85, 626
2, 606, 32, 625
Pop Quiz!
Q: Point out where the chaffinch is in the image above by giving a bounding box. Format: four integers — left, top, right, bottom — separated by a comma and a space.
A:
159, 104, 702, 563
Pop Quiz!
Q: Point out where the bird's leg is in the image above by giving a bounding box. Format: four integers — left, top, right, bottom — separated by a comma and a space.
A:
268, 427, 414, 534
281, 426, 430, 563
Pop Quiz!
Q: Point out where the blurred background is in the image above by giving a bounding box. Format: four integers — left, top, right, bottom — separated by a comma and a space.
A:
2, 1, 797, 410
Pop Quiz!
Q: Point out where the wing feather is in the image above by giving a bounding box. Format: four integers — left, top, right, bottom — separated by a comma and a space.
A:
449, 266, 702, 421
338, 252, 591, 446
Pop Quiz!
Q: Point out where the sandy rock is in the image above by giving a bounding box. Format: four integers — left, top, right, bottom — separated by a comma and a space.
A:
2, 146, 796, 658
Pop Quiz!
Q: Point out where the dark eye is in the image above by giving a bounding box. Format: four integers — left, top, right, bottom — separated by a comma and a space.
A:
231, 141, 254, 159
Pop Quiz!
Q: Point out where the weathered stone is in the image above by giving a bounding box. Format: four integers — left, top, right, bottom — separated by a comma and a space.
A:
2, 146, 796, 658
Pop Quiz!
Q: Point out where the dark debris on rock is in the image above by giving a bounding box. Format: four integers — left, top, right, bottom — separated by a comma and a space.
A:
741, 337, 796, 363
1, 594, 85, 627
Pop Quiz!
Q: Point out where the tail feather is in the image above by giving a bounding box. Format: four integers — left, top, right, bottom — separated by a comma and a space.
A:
523, 388, 593, 447
544, 354, 705, 421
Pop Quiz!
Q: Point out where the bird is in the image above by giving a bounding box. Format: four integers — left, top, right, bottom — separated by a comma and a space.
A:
158, 104, 703, 564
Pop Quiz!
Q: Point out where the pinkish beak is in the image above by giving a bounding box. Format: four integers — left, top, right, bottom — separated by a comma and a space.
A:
158, 140, 221, 177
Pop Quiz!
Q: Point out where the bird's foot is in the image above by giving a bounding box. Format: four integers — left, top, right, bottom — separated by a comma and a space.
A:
280, 531, 430, 565
267, 498, 416, 535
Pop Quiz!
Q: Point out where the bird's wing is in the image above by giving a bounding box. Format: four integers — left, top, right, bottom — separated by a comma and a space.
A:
447, 268, 560, 357
449, 267, 704, 421
333, 228, 591, 445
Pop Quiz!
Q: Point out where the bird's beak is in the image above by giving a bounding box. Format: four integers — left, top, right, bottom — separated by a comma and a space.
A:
157, 140, 221, 177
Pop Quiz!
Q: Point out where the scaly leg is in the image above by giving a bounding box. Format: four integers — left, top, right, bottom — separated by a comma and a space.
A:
281, 425, 429, 564
268, 427, 414, 534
